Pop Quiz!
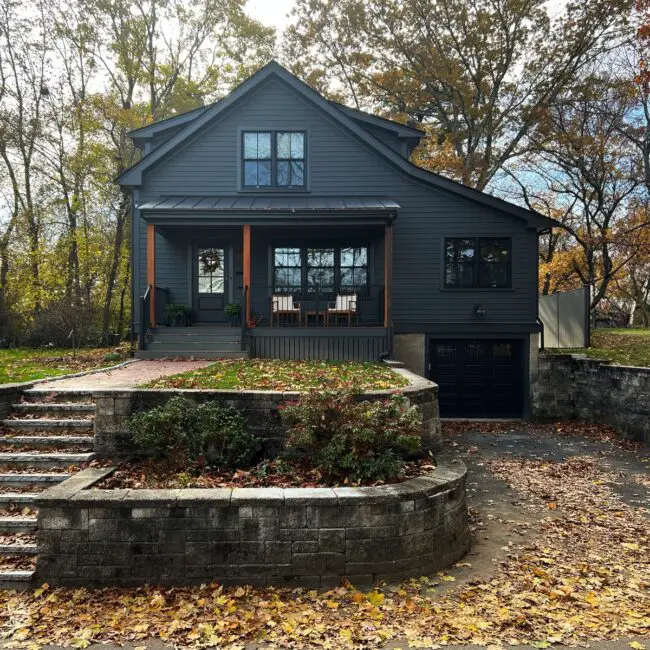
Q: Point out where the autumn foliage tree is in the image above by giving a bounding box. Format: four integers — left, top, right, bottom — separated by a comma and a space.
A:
284, 0, 633, 190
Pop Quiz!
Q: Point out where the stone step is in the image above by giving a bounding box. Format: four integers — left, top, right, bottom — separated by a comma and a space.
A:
0, 452, 95, 469
0, 473, 67, 489
0, 569, 34, 589
22, 390, 95, 404
0, 517, 37, 533
2, 419, 94, 432
136, 350, 248, 360
0, 544, 38, 555
11, 403, 95, 417
0, 493, 39, 506
0, 436, 94, 449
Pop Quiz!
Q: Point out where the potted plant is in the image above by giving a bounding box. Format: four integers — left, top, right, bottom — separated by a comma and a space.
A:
165, 303, 191, 327
225, 303, 242, 327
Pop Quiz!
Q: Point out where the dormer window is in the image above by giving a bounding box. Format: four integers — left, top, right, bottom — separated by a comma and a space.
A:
242, 131, 305, 189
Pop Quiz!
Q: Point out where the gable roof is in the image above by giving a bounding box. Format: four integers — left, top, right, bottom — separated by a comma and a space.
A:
117, 60, 557, 231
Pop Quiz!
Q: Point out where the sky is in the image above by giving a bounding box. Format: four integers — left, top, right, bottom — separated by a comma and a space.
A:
245, 0, 296, 32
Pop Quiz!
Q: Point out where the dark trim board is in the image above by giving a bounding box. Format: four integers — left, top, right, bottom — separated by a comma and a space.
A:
394, 322, 542, 334
249, 327, 389, 361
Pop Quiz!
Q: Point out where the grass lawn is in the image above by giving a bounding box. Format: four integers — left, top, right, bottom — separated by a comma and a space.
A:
546, 327, 650, 367
0, 347, 126, 384
143, 358, 408, 391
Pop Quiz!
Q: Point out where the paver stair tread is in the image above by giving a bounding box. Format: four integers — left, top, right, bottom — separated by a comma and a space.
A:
0, 493, 39, 505
0, 517, 37, 532
0, 569, 34, 587
0, 544, 38, 555
0, 473, 69, 484
0, 452, 95, 462
11, 403, 95, 412
2, 419, 94, 428
0, 436, 94, 447
22, 390, 94, 403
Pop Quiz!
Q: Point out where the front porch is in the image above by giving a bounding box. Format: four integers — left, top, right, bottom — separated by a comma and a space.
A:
136, 200, 395, 361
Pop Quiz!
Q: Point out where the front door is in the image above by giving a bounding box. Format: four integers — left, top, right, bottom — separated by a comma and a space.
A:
194, 246, 228, 324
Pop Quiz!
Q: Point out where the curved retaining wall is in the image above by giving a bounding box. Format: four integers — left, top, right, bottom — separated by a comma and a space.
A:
92, 367, 442, 456
35, 457, 469, 588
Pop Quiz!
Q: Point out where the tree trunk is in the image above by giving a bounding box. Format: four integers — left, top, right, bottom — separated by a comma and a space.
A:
101, 190, 129, 342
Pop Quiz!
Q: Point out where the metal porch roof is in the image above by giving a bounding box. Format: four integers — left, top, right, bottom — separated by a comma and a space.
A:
138, 196, 400, 213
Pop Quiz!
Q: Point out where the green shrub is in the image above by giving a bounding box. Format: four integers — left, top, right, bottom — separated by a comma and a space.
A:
281, 391, 422, 483
129, 396, 259, 468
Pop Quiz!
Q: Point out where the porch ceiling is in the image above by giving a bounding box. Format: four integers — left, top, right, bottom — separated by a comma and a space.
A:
139, 195, 399, 218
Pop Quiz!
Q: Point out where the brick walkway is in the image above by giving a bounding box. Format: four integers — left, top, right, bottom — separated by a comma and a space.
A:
34, 360, 212, 390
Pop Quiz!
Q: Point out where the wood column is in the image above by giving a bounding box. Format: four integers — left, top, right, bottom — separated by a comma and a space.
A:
243, 224, 251, 326
384, 222, 393, 328
146, 223, 156, 327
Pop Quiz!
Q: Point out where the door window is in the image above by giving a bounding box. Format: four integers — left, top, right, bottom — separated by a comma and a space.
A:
197, 248, 225, 294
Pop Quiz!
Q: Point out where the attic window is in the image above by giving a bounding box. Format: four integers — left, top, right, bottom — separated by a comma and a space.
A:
242, 131, 305, 189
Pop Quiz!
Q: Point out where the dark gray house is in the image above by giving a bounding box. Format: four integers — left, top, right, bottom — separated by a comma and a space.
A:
118, 61, 556, 419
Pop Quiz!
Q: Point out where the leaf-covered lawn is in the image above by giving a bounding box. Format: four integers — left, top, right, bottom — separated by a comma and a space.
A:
142, 359, 408, 391
546, 327, 650, 367
0, 443, 648, 648
0, 347, 126, 384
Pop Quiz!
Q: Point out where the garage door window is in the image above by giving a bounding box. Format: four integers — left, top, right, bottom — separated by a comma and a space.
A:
444, 238, 511, 288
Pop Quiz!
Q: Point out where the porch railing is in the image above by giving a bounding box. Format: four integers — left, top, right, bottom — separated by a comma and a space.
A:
139, 285, 151, 350
251, 285, 385, 328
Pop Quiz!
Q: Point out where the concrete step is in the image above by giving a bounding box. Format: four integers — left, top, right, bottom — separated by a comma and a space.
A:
0, 452, 95, 469
0, 517, 37, 533
0, 569, 34, 589
146, 341, 242, 352
0, 544, 38, 555
151, 326, 238, 333
0, 493, 39, 506
0, 473, 67, 489
2, 419, 94, 432
11, 403, 95, 417
21, 390, 95, 404
0, 436, 94, 449
136, 350, 248, 360
150, 331, 241, 341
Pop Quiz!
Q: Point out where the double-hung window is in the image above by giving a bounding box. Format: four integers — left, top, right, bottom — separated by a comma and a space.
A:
444, 238, 511, 288
242, 131, 305, 189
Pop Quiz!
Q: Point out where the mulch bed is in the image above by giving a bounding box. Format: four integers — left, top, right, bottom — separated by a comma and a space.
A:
99, 457, 437, 490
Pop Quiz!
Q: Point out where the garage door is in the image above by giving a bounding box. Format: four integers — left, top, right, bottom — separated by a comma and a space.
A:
429, 339, 524, 418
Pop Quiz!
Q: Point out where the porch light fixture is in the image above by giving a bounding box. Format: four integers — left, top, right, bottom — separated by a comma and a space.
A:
474, 304, 487, 317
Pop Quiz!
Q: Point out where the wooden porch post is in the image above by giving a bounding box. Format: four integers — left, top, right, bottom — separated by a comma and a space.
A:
243, 224, 251, 326
146, 223, 156, 326
384, 222, 393, 328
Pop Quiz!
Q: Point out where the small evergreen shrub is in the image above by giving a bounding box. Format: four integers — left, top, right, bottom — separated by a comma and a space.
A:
129, 396, 259, 468
281, 391, 422, 483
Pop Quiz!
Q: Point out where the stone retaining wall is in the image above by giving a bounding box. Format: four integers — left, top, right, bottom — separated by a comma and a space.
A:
93, 367, 442, 457
0, 383, 30, 420
35, 458, 469, 588
533, 354, 650, 442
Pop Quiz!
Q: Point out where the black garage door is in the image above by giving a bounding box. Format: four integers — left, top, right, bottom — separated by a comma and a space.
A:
429, 339, 524, 418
